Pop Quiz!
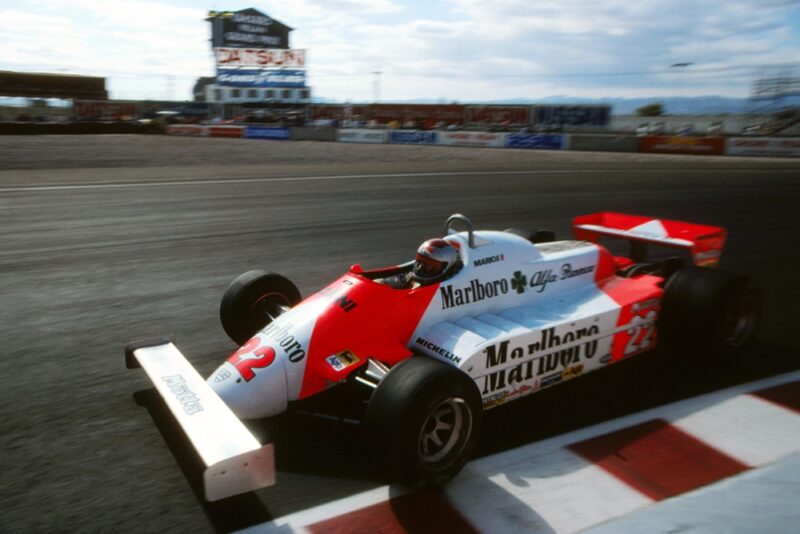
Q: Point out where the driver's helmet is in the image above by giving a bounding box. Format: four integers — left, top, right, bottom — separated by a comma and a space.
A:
412, 238, 461, 284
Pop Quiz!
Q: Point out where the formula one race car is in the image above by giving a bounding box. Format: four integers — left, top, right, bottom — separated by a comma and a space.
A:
127, 213, 758, 501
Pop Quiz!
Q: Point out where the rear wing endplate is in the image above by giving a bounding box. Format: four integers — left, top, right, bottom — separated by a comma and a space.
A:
126, 338, 275, 501
573, 212, 726, 267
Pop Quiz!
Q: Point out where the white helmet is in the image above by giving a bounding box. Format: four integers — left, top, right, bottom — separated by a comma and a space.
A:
412, 238, 461, 284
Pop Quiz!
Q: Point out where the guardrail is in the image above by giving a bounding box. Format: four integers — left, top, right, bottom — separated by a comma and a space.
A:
159, 126, 797, 157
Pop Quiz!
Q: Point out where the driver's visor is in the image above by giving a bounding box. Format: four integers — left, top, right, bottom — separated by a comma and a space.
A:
414, 254, 445, 278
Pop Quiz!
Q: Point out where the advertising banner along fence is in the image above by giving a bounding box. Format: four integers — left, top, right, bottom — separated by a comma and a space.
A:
639, 135, 725, 156
726, 137, 800, 157
505, 133, 564, 150
336, 129, 388, 144
207, 125, 246, 138
389, 130, 437, 145
165, 125, 205, 137
436, 131, 506, 148
245, 126, 290, 140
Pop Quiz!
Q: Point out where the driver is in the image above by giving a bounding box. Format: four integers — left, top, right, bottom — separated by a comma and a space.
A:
382, 238, 462, 289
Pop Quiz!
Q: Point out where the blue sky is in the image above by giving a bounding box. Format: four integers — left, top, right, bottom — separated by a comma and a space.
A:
1, 0, 798, 102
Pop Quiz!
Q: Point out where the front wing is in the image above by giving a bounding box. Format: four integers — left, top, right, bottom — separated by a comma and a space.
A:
126, 338, 275, 501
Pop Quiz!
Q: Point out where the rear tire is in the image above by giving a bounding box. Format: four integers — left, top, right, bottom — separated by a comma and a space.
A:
660, 267, 759, 358
219, 270, 301, 345
365, 357, 482, 488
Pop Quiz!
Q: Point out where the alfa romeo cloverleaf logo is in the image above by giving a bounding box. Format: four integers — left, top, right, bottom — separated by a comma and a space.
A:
511, 271, 527, 294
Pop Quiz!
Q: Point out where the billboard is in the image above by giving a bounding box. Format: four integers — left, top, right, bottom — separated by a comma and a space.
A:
532, 105, 610, 127
208, 8, 292, 49
214, 48, 306, 68
217, 69, 306, 88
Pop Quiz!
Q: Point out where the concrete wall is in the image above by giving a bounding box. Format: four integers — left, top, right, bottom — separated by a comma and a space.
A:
568, 134, 639, 153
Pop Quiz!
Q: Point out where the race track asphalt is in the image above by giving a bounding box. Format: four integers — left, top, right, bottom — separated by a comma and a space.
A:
1, 135, 798, 532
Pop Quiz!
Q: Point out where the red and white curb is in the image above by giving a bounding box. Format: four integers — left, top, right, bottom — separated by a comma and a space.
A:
241, 371, 800, 533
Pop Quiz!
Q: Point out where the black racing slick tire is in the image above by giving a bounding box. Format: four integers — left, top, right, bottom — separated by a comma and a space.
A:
660, 267, 759, 358
219, 270, 302, 345
365, 357, 482, 489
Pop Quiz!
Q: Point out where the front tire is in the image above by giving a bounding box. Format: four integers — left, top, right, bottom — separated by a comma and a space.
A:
365, 357, 482, 488
219, 270, 301, 345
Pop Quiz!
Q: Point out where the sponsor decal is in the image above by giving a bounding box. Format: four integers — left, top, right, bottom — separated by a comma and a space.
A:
508, 382, 539, 399
632, 298, 660, 314
512, 263, 595, 295
562, 363, 584, 381
326, 350, 359, 372
511, 271, 527, 294
560, 262, 595, 279
212, 367, 231, 383
261, 322, 306, 362
473, 254, 504, 267
540, 372, 562, 388
440, 278, 510, 309
162, 375, 204, 415
482, 391, 509, 408
336, 295, 357, 312
416, 337, 462, 364
482, 325, 599, 394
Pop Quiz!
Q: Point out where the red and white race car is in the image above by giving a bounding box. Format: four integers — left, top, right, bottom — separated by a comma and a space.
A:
127, 213, 758, 500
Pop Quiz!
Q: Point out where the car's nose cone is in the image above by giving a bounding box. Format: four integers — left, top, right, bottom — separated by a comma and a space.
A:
208, 338, 289, 419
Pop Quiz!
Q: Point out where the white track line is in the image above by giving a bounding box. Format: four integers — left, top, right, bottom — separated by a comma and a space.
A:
0, 168, 795, 193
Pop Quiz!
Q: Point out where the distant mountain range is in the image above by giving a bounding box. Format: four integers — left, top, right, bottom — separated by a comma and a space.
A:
312, 95, 800, 116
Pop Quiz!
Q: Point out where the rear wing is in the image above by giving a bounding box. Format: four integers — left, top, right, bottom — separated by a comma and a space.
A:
573, 212, 726, 267
126, 338, 275, 501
